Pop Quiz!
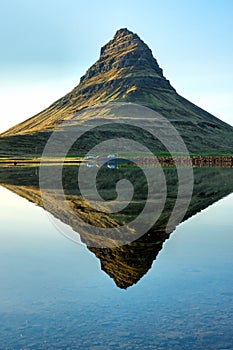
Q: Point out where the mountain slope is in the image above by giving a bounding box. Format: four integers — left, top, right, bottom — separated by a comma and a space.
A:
0, 28, 233, 155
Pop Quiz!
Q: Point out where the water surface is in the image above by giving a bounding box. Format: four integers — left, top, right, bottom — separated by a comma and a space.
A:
0, 166, 233, 349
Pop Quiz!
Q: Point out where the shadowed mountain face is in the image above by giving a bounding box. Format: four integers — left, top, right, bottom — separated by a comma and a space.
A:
1, 165, 233, 289
0, 28, 233, 156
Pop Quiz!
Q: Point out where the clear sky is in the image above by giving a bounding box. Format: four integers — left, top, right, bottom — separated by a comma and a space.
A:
0, 0, 232, 133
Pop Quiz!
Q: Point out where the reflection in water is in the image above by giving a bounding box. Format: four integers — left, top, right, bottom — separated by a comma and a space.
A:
0, 165, 233, 289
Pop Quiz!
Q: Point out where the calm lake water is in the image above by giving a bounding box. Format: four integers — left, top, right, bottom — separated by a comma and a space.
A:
0, 166, 233, 349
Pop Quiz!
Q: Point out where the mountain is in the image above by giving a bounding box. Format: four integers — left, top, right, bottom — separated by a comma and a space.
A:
1, 165, 233, 288
0, 28, 233, 156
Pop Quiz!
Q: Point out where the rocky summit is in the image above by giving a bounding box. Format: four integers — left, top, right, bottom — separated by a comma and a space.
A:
0, 28, 233, 155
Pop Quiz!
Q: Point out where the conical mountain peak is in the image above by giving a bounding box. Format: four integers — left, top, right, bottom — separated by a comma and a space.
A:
114, 27, 134, 37
79, 28, 167, 84
1, 28, 233, 157
100, 27, 143, 56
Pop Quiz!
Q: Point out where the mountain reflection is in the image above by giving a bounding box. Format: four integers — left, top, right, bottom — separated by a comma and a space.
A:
0, 165, 233, 289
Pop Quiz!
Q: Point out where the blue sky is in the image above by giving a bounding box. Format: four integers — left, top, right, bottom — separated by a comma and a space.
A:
0, 0, 233, 132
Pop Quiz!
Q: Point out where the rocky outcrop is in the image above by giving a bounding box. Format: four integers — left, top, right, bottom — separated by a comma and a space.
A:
80, 28, 168, 83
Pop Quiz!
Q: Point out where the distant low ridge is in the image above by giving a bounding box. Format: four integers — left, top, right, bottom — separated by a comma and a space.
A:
0, 28, 233, 156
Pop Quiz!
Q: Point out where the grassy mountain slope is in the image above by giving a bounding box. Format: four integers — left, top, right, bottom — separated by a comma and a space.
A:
0, 28, 232, 156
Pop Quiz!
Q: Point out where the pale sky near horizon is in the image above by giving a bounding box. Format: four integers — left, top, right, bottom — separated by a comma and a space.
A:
0, 0, 232, 133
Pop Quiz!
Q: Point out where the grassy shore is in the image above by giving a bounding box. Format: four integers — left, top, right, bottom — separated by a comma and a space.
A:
1, 154, 233, 168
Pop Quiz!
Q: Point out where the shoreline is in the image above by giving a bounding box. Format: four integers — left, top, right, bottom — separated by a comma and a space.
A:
1, 155, 233, 168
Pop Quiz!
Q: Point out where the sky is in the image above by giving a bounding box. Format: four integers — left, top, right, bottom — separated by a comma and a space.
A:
0, 0, 233, 133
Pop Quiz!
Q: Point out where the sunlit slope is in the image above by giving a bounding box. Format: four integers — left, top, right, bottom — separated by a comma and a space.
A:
1, 28, 232, 155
